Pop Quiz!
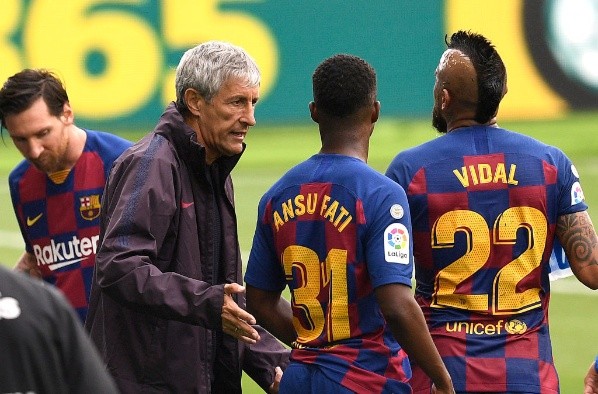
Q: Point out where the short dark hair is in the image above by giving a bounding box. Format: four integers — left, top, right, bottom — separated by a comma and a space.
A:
0, 69, 69, 129
312, 54, 377, 118
446, 31, 506, 123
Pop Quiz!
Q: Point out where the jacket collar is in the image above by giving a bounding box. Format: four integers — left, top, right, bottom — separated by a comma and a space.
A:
154, 102, 245, 182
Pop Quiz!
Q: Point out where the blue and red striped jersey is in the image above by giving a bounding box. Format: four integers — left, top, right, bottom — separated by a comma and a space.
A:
9, 130, 131, 322
246, 154, 414, 393
386, 125, 587, 393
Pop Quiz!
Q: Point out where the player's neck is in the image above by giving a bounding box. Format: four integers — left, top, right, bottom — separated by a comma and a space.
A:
64, 126, 88, 169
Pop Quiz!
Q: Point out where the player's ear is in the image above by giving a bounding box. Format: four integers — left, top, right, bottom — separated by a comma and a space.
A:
371, 101, 380, 123
184, 88, 203, 116
60, 102, 74, 124
441, 88, 451, 111
309, 101, 318, 123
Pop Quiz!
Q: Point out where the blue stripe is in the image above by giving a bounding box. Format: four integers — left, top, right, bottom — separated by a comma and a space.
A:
117, 135, 163, 248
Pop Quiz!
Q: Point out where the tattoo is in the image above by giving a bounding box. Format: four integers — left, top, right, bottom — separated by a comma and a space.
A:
557, 213, 598, 267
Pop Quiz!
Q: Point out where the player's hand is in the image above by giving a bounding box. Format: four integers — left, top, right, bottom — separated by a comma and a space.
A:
585, 361, 598, 394
222, 283, 260, 344
14, 252, 42, 279
267, 366, 283, 394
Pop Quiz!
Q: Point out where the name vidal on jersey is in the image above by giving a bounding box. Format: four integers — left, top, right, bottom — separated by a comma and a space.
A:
272, 193, 352, 233
33, 235, 100, 269
453, 163, 518, 187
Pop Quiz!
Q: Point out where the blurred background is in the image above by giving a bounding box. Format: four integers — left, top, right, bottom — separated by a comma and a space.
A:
1, 0, 597, 130
1, 0, 597, 392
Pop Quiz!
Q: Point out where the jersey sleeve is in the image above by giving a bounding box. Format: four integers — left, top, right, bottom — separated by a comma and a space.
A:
8, 164, 34, 254
244, 197, 287, 292
555, 152, 588, 215
385, 152, 411, 189
363, 179, 413, 289
549, 151, 588, 280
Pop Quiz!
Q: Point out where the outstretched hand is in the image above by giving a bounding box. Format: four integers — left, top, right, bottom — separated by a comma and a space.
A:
222, 283, 260, 344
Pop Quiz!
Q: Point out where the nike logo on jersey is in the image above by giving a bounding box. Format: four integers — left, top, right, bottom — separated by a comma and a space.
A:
26, 213, 43, 227
47, 257, 86, 271
182, 201, 194, 209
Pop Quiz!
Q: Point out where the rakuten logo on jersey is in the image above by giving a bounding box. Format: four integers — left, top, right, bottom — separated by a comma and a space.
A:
32, 235, 99, 271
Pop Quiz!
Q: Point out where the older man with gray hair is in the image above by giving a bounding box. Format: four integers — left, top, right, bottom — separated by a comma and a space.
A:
85, 41, 289, 394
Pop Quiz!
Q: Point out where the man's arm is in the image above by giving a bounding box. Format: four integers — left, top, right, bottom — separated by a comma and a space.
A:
13, 251, 41, 279
244, 285, 292, 394
246, 284, 296, 347
375, 283, 454, 394
556, 211, 598, 289
93, 147, 226, 328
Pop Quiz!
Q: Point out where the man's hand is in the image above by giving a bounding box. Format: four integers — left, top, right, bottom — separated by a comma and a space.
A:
222, 283, 260, 344
14, 252, 42, 279
268, 366, 283, 394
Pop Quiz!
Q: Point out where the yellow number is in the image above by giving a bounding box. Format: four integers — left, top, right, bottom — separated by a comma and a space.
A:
432, 207, 546, 315
282, 246, 349, 344
493, 207, 545, 313
161, 0, 278, 104
432, 210, 490, 311
24, 0, 161, 118
0, 1, 23, 83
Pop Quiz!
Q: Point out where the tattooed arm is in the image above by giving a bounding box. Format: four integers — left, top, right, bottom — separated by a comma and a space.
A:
556, 211, 598, 289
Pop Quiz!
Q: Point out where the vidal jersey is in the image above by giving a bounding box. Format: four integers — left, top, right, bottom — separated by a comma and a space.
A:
9, 130, 132, 322
385, 125, 588, 393
245, 154, 414, 393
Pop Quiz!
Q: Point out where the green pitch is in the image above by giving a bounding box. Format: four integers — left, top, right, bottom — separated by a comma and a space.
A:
1, 112, 596, 392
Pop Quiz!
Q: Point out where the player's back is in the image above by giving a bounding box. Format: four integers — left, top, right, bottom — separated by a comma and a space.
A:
248, 153, 414, 392
385, 125, 586, 392
386, 125, 583, 313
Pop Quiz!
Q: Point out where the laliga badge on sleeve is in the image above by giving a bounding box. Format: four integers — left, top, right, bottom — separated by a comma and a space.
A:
384, 223, 410, 264
570, 181, 585, 205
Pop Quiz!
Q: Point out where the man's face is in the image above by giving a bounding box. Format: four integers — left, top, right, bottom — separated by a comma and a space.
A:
196, 77, 259, 164
5, 97, 72, 173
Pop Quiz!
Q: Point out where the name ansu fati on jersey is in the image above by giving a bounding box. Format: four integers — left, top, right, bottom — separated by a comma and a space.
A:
453, 163, 518, 187
272, 193, 353, 232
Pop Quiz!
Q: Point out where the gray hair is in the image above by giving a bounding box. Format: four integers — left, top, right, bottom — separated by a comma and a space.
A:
175, 41, 260, 111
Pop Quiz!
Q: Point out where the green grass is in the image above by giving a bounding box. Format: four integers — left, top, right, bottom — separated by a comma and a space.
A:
1, 112, 597, 392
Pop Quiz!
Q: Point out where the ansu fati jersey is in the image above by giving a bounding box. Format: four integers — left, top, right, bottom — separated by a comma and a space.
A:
9, 130, 131, 322
385, 126, 588, 393
245, 154, 415, 393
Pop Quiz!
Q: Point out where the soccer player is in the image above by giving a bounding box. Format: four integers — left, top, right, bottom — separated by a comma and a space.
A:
0, 69, 132, 322
0, 265, 117, 393
245, 54, 454, 393
385, 30, 598, 393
